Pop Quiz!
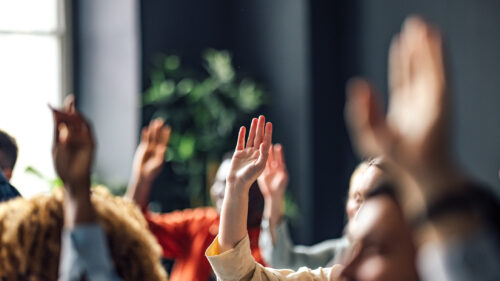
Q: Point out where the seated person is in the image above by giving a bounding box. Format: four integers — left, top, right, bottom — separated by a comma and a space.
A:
0, 97, 168, 281
125, 119, 266, 281
0, 129, 21, 201
259, 150, 385, 269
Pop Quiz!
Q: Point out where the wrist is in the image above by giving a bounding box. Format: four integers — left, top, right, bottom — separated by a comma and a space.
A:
225, 180, 252, 197
64, 179, 91, 199
64, 190, 96, 228
263, 194, 284, 226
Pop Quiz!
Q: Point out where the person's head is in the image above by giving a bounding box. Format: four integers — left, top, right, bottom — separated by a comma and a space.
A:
340, 185, 419, 281
346, 157, 386, 220
0, 130, 18, 181
0, 186, 168, 280
210, 152, 264, 228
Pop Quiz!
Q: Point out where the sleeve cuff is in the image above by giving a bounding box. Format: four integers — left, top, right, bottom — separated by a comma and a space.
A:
206, 234, 256, 280
63, 223, 115, 275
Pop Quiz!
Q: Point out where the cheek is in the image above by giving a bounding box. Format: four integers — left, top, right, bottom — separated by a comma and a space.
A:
346, 200, 359, 219
356, 255, 414, 281
355, 257, 391, 281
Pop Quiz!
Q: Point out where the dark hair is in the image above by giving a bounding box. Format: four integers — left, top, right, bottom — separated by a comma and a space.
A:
0, 130, 18, 170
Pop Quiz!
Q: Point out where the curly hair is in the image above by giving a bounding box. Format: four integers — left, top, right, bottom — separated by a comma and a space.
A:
0, 186, 168, 281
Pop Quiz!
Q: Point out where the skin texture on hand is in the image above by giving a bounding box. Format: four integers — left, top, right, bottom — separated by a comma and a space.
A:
219, 115, 272, 253
51, 95, 96, 228
125, 119, 171, 209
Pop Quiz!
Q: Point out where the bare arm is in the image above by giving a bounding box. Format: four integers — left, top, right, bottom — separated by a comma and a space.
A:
125, 119, 171, 210
53, 96, 123, 281
51, 96, 96, 227
257, 144, 288, 243
218, 115, 273, 253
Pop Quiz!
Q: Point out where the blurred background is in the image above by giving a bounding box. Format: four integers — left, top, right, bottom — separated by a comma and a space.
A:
1, 0, 500, 246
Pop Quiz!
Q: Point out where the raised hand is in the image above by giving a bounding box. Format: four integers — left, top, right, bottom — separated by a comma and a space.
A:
227, 115, 273, 191
132, 118, 171, 182
218, 115, 272, 252
51, 95, 95, 192
258, 144, 288, 242
345, 16, 460, 192
258, 144, 289, 198
125, 118, 171, 209
51, 95, 96, 227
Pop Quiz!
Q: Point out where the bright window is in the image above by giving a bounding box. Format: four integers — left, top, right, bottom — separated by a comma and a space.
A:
0, 0, 69, 197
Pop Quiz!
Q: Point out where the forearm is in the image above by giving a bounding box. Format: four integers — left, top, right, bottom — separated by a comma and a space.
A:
125, 175, 153, 210
64, 182, 96, 229
263, 194, 284, 244
218, 184, 249, 253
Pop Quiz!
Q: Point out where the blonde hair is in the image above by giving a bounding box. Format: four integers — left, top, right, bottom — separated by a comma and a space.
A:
349, 157, 386, 194
0, 186, 168, 281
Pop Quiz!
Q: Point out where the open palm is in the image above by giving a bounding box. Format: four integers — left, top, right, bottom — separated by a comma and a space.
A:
258, 144, 289, 198
228, 116, 273, 190
346, 17, 450, 173
132, 118, 171, 182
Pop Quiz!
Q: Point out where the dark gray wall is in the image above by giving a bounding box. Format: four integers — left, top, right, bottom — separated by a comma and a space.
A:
357, 0, 500, 191
75, 0, 140, 186
234, 0, 314, 243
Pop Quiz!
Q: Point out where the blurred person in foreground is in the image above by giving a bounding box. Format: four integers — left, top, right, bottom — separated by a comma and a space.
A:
258, 146, 385, 269
345, 16, 500, 281
125, 119, 266, 281
0, 97, 167, 281
0, 130, 21, 201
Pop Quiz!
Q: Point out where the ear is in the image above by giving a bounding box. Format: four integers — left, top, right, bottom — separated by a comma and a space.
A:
2, 168, 13, 181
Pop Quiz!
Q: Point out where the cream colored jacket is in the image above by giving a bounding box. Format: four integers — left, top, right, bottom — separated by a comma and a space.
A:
206, 234, 342, 281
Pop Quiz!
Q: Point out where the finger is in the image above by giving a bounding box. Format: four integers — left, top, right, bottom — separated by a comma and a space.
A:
253, 115, 266, 147
63, 94, 76, 113
256, 122, 273, 166
275, 144, 285, 168
268, 144, 275, 164
236, 126, 246, 151
388, 35, 402, 94
150, 119, 161, 144
246, 118, 258, 148
147, 120, 156, 144
50, 107, 62, 143
141, 127, 149, 143
345, 78, 387, 158
161, 125, 171, 147
154, 118, 165, 143
58, 123, 70, 145
265, 146, 273, 168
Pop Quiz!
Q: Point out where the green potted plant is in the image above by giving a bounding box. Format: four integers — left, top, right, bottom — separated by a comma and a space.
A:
143, 49, 267, 206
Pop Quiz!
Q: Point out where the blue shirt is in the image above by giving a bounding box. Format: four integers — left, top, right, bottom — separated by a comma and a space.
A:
0, 170, 21, 202
58, 223, 123, 281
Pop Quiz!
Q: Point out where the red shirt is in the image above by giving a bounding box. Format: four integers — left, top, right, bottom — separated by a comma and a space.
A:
146, 207, 265, 281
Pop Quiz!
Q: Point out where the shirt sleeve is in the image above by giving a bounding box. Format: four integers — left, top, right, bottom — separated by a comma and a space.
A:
417, 227, 500, 281
0, 170, 21, 202
58, 223, 123, 281
259, 219, 349, 270
207, 234, 342, 281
